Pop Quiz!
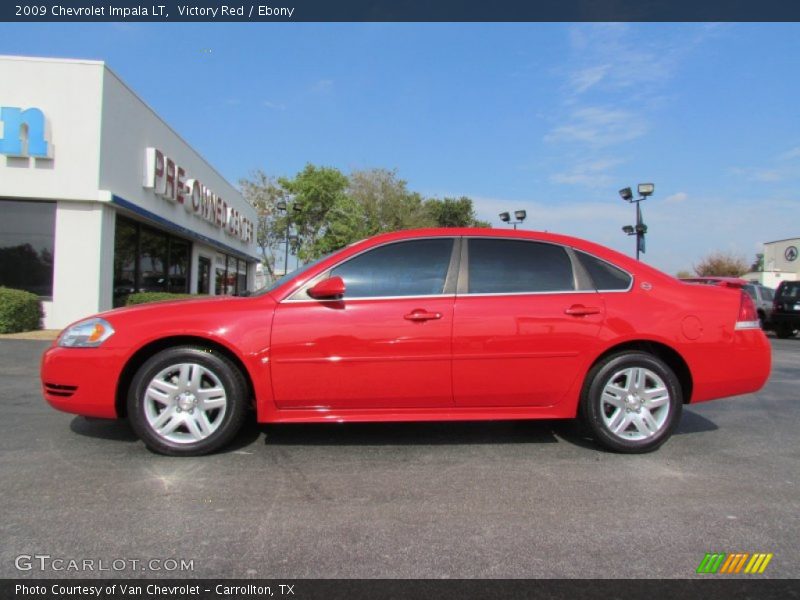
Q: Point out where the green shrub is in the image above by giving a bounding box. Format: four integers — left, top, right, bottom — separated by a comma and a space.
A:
124, 292, 196, 306
0, 287, 43, 333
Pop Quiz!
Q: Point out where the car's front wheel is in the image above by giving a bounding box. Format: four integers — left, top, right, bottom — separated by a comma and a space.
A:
127, 346, 248, 456
581, 351, 682, 453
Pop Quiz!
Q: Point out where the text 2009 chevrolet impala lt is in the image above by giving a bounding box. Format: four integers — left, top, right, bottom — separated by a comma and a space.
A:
42, 229, 771, 455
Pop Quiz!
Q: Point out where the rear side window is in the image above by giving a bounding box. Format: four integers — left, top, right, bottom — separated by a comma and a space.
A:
331, 238, 454, 298
744, 284, 757, 301
575, 250, 632, 291
762, 287, 775, 302
777, 282, 800, 299
467, 239, 575, 294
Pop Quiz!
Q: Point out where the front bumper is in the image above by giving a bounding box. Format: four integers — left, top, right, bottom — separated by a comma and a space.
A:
40, 345, 124, 419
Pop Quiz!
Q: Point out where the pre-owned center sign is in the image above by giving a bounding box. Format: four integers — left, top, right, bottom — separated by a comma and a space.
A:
143, 147, 254, 244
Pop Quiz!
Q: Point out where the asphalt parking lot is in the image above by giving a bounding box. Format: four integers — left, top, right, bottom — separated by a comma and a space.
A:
1, 337, 798, 579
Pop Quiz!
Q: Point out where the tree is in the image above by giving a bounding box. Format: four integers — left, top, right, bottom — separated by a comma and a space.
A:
239, 170, 286, 281
693, 251, 749, 277
348, 168, 433, 233
750, 253, 764, 272
426, 196, 490, 228
675, 270, 693, 279
279, 164, 350, 261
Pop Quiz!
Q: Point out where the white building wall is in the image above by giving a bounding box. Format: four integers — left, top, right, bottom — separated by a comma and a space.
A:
0, 56, 103, 202
97, 67, 256, 260
48, 202, 115, 329
1, 55, 260, 330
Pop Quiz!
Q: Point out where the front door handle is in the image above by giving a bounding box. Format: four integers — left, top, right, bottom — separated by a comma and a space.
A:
564, 304, 601, 316
404, 310, 443, 321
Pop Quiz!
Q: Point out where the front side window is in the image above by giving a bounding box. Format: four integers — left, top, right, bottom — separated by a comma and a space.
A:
331, 238, 454, 298
467, 239, 575, 294
575, 250, 632, 291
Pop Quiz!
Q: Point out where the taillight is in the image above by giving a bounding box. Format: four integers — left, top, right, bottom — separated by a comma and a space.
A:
735, 291, 760, 330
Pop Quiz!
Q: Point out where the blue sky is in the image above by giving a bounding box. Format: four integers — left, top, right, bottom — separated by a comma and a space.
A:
2, 22, 799, 274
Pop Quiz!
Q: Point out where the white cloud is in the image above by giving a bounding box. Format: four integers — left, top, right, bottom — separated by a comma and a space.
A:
664, 192, 688, 204
731, 145, 800, 183
550, 157, 624, 188
311, 79, 334, 93
569, 64, 611, 94
545, 107, 647, 146
263, 101, 286, 110
544, 25, 716, 189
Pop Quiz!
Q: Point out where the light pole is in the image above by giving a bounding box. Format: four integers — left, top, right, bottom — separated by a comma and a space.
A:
499, 209, 527, 230
619, 183, 654, 261
276, 199, 302, 275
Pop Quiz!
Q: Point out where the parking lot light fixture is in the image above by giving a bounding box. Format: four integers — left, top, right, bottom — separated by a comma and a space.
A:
619, 183, 654, 261
638, 183, 655, 197
500, 209, 527, 230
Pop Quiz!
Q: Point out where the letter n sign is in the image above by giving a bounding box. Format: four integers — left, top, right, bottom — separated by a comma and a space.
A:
0, 106, 53, 158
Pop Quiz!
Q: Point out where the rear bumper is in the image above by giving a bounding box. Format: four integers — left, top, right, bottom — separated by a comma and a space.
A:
40, 345, 122, 419
691, 329, 771, 403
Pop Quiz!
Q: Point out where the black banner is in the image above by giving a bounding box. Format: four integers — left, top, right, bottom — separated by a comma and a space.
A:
3, 0, 800, 22
3, 579, 800, 600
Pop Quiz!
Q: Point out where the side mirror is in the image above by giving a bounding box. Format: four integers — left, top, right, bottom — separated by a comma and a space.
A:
307, 276, 346, 300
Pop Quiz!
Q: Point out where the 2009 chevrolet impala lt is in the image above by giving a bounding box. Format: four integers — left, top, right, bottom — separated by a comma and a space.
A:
42, 229, 771, 455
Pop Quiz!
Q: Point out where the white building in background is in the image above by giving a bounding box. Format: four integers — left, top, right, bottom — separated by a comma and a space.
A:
744, 237, 800, 288
0, 55, 259, 329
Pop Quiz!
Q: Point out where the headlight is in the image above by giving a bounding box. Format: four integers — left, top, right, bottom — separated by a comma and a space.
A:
58, 318, 115, 348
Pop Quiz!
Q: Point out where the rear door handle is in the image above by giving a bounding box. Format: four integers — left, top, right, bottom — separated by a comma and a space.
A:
564, 304, 601, 316
404, 310, 443, 321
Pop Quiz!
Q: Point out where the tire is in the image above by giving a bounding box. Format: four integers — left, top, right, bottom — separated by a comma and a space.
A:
127, 346, 248, 456
775, 325, 796, 339
580, 351, 683, 454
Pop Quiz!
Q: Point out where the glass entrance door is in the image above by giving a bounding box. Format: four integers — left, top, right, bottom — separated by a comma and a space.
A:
198, 256, 211, 295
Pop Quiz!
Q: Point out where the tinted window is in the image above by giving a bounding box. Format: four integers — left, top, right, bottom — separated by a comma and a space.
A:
332, 239, 453, 298
467, 239, 575, 294
0, 199, 56, 297
777, 282, 800, 299
762, 287, 775, 302
743, 284, 757, 301
576, 250, 632, 291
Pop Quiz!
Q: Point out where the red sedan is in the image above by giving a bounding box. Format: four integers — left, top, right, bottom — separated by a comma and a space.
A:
42, 229, 771, 455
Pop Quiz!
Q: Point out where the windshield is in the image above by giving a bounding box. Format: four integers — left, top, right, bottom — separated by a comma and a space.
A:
250, 252, 334, 297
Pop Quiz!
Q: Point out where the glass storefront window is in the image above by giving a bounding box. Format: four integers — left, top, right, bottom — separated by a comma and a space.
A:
113, 216, 192, 306
168, 238, 190, 293
237, 259, 247, 296
0, 199, 56, 297
211, 253, 250, 296
113, 218, 138, 302
139, 227, 168, 293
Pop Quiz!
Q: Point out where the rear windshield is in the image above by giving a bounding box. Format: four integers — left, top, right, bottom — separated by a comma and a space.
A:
776, 282, 800, 299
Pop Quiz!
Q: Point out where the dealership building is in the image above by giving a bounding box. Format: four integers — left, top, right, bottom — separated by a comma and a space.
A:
0, 55, 259, 329
744, 237, 800, 288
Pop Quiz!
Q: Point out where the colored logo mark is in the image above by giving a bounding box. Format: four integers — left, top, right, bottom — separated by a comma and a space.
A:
696, 552, 773, 574
0, 106, 52, 158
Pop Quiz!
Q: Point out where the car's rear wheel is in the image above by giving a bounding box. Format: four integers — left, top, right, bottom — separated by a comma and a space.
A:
775, 325, 796, 339
127, 346, 248, 456
580, 351, 682, 453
